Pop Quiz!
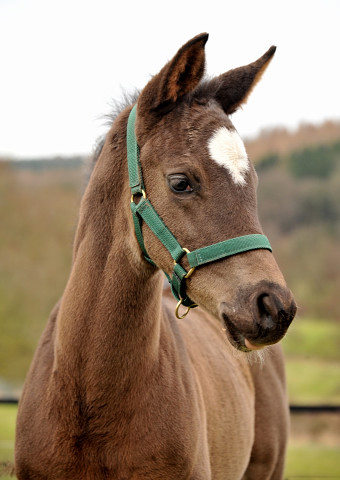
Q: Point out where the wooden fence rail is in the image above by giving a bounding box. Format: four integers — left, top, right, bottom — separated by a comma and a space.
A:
1, 398, 340, 413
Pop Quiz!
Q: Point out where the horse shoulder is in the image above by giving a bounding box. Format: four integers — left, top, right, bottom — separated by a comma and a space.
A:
15, 301, 59, 477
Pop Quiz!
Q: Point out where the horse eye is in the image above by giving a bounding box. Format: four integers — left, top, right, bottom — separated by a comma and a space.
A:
168, 174, 193, 193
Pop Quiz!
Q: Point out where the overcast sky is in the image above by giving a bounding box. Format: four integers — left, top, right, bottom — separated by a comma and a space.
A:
1, 0, 339, 158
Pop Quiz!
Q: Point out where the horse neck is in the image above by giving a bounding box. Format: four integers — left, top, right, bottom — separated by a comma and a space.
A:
54, 112, 163, 400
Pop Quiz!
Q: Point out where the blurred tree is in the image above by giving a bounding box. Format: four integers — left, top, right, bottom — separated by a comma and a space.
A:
256, 152, 280, 172
288, 145, 337, 179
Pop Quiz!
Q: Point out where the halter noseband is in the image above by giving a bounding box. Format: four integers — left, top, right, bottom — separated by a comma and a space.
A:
127, 105, 272, 319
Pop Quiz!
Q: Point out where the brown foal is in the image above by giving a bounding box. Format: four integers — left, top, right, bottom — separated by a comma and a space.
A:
15, 33, 296, 479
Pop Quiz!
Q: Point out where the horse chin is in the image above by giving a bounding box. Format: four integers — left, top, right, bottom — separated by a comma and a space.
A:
221, 313, 280, 353
221, 314, 249, 351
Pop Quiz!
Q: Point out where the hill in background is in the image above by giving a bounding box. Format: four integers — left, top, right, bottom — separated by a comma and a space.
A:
1, 120, 340, 387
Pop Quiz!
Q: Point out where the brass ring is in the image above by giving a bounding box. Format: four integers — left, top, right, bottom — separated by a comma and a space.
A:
184, 266, 195, 279
173, 249, 196, 277
175, 299, 191, 319
131, 189, 146, 203
182, 248, 195, 278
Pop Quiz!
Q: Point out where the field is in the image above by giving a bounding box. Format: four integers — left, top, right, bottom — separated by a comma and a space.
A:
283, 318, 340, 405
1, 122, 340, 477
0, 405, 16, 479
286, 442, 340, 479
1, 317, 339, 479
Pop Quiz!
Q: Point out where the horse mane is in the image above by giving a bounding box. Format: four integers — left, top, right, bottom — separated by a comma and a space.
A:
91, 80, 220, 167
92, 90, 140, 165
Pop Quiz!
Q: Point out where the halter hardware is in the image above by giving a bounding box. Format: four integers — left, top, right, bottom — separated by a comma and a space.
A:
173, 248, 196, 279
175, 298, 195, 320
127, 104, 272, 319
131, 189, 146, 203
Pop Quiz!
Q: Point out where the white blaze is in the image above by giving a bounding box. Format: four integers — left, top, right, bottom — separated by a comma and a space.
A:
208, 127, 249, 185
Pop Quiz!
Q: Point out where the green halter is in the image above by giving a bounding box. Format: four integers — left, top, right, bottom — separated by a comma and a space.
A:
127, 105, 272, 318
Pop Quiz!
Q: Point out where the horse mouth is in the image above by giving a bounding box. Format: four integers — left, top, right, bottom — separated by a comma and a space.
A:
222, 312, 289, 352
222, 314, 257, 352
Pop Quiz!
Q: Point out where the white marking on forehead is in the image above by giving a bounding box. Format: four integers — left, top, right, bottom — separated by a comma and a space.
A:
208, 127, 249, 185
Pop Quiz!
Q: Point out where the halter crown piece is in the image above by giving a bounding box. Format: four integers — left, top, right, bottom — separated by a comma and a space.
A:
127, 105, 272, 319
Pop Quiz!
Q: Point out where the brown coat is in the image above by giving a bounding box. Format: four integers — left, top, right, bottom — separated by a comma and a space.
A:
15, 33, 296, 479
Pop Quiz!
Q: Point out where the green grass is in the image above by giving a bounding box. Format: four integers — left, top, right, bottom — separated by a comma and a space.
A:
285, 444, 340, 479
282, 317, 340, 361
282, 317, 340, 405
0, 405, 16, 479
285, 359, 340, 404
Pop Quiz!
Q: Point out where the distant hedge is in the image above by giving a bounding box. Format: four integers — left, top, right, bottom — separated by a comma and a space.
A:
287, 144, 338, 179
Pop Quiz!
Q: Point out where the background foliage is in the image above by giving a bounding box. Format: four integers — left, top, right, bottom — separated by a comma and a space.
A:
1, 120, 340, 479
1, 120, 340, 390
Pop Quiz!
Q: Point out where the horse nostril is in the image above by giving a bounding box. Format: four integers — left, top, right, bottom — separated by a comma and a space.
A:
257, 294, 276, 330
255, 288, 296, 337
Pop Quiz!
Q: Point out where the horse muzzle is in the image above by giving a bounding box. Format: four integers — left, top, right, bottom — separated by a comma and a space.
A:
219, 281, 297, 351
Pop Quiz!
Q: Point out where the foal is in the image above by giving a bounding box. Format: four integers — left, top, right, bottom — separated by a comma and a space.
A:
15, 33, 296, 479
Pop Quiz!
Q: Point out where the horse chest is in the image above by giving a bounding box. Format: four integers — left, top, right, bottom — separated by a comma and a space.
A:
179, 317, 256, 478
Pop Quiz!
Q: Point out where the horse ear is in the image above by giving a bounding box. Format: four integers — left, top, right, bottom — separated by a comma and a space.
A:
211, 46, 276, 114
138, 33, 209, 114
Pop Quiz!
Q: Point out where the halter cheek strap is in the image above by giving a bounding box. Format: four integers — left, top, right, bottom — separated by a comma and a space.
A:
127, 105, 272, 318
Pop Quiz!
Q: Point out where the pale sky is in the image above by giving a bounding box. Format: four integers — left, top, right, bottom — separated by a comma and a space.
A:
0, 0, 339, 158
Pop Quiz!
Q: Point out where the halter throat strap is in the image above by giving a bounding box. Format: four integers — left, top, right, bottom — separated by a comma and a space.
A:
127, 105, 272, 317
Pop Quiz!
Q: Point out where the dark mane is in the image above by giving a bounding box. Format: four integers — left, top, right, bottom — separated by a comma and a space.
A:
92, 83, 218, 165
92, 90, 140, 164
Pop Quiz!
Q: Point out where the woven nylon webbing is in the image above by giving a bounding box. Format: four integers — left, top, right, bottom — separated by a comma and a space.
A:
187, 234, 272, 268
135, 199, 184, 263
127, 105, 144, 195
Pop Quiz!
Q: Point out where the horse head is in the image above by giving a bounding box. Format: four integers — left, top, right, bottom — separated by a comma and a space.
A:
132, 33, 296, 351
